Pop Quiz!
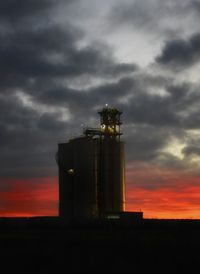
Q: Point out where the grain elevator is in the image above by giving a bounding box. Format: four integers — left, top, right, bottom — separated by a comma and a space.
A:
56, 107, 125, 222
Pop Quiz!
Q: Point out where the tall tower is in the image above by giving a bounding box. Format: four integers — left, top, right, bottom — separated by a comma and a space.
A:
57, 107, 125, 222
97, 107, 125, 216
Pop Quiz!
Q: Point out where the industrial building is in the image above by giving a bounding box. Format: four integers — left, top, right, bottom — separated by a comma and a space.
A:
56, 107, 143, 223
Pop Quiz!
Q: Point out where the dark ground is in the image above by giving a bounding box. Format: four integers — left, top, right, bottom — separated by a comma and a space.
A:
0, 217, 199, 274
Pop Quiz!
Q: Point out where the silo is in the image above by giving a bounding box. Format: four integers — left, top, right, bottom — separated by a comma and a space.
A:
99, 139, 125, 214
57, 141, 74, 222
57, 137, 99, 222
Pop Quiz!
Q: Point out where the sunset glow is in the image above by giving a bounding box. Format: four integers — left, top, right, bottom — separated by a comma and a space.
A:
0, 173, 199, 219
125, 167, 200, 219
0, 177, 58, 217
126, 185, 200, 219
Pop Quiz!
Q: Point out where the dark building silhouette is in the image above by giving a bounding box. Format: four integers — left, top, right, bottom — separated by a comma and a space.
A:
57, 107, 142, 223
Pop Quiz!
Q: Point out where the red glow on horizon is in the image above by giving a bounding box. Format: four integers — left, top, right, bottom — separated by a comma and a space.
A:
125, 164, 200, 219
0, 177, 58, 217
0, 173, 199, 219
126, 185, 200, 219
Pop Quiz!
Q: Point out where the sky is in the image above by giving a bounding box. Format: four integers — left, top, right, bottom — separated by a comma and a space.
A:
0, 0, 200, 218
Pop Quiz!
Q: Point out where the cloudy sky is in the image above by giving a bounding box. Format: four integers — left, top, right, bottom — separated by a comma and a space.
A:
0, 0, 200, 218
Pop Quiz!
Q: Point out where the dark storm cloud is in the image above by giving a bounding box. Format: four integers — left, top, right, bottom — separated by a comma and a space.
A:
123, 82, 192, 127
0, 94, 38, 132
109, 0, 200, 34
184, 111, 200, 129
110, 0, 166, 28
0, 24, 136, 93
0, 0, 137, 92
0, 0, 137, 86
124, 125, 169, 161
37, 77, 135, 108
123, 123, 183, 167
0, 0, 139, 178
0, 0, 54, 22
0, 0, 76, 27
35, 72, 200, 171
190, 0, 200, 12
182, 146, 200, 157
59, 75, 189, 129
0, 0, 200, 181
0, 94, 67, 177
120, 79, 200, 167
0, 25, 81, 82
124, 125, 188, 170
125, 94, 179, 126
156, 33, 200, 69
0, 93, 67, 135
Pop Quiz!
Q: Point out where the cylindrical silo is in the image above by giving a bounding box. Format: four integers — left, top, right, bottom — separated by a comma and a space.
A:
99, 138, 125, 216
57, 137, 99, 222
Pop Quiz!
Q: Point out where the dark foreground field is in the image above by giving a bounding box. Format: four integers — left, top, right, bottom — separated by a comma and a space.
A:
0, 218, 199, 273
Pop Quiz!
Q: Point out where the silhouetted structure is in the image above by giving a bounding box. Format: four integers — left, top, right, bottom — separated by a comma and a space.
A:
57, 107, 142, 223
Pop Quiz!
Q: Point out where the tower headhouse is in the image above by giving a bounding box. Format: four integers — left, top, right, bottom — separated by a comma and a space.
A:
98, 107, 122, 139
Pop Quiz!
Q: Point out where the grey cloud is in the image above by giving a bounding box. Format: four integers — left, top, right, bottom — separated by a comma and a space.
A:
0, 93, 68, 177
0, 1, 137, 178
0, 0, 75, 27
117, 78, 200, 169
0, 85, 197, 179
0, 95, 38, 132
0, 0, 54, 22
1, 65, 199, 178
124, 125, 188, 170
184, 111, 200, 129
122, 79, 200, 130
0, 23, 136, 94
122, 83, 184, 127
155, 152, 187, 170
109, 0, 199, 35
38, 113, 67, 132
0, 25, 81, 83
0, 0, 200, 181
0, 0, 139, 94
0, 123, 64, 178
124, 94, 179, 126
182, 146, 200, 157
35, 77, 136, 115
124, 125, 169, 162
156, 33, 200, 69
190, 0, 200, 13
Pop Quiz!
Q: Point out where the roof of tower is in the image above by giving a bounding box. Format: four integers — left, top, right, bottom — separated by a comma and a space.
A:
98, 107, 122, 115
